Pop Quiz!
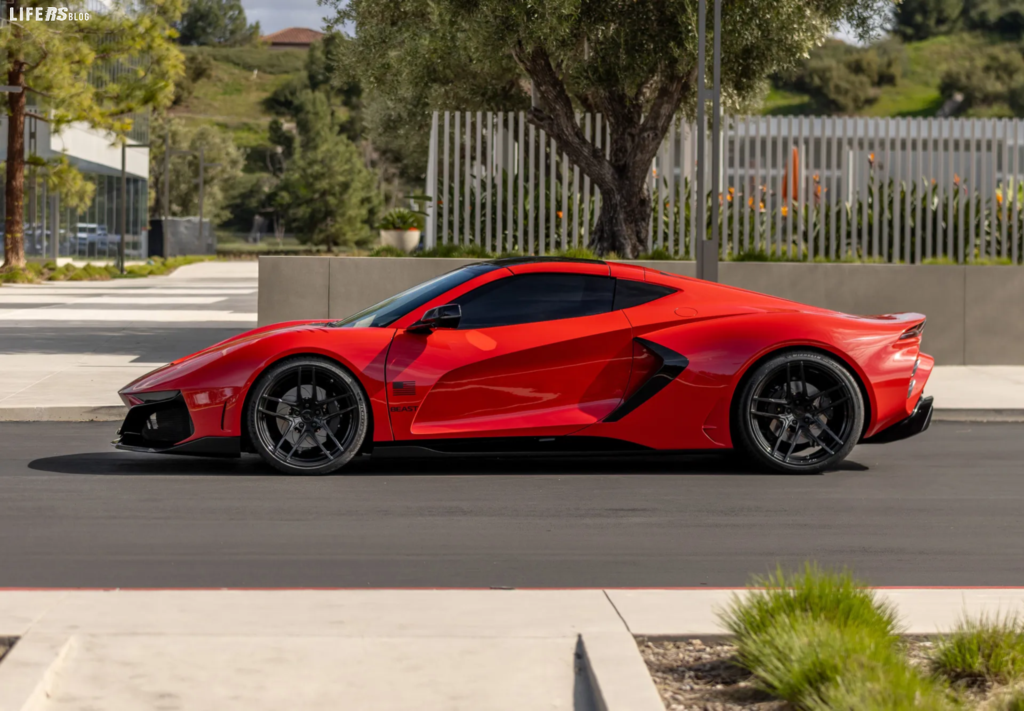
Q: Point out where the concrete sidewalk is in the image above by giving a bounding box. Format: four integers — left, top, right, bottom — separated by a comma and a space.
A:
0, 261, 257, 421
1, 588, 1022, 711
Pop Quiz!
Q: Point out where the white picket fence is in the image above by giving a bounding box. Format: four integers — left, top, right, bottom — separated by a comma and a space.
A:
424, 111, 1024, 264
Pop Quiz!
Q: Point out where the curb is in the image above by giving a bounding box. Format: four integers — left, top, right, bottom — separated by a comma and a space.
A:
0, 405, 126, 422
579, 630, 664, 711
931, 408, 1024, 422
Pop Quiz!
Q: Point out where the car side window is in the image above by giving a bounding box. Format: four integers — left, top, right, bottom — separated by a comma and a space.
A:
454, 273, 615, 329
613, 280, 676, 310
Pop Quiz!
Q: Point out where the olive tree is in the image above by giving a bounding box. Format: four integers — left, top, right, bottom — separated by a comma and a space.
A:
327, 0, 890, 256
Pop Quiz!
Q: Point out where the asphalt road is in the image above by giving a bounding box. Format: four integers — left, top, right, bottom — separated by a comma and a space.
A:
1, 421, 1022, 588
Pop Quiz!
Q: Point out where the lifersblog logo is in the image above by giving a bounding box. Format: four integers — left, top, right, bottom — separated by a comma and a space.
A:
8, 7, 91, 21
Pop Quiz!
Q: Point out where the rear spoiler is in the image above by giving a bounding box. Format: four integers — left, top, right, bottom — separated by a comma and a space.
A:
852, 312, 927, 340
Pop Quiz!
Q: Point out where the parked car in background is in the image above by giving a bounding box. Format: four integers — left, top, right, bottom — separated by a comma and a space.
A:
74, 224, 119, 255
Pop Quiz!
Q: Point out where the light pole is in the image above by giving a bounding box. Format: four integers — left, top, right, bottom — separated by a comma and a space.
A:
695, 0, 722, 282
120, 141, 150, 275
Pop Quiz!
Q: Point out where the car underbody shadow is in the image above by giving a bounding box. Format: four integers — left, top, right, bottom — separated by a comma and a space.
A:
28, 449, 869, 477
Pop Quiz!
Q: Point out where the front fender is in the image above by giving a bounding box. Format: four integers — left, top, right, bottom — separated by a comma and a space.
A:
120, 324, 396, 444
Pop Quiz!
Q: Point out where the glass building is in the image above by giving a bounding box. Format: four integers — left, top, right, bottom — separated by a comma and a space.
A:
0, 0, 151, 260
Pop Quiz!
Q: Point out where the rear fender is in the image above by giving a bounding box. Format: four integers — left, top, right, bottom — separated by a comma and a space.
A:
576, 312, 877, 450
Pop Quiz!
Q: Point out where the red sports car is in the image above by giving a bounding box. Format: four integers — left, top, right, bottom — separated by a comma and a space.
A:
116, 257, 934, 475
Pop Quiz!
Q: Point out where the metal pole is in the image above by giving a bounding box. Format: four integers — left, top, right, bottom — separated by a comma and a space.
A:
695, 0, 722, 282
163, 131, 170, 220
695, 0, 706, 275
708, 0, 722, 283
120, 142, 127, 274
51, 193, 59, 261
197, 147, 205, 252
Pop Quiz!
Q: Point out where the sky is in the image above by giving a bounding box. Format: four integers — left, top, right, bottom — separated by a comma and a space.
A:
241, 0, 330, 35
240, 0, 873, 43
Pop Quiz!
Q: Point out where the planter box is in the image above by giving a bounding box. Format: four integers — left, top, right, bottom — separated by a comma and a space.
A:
257, 256, 1024, 365
379, 229, 421, 253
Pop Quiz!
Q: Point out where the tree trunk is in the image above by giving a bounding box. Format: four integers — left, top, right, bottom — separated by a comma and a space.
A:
3, 44, 26, 270
512, 46, 691, 259
590, 181, 651, 258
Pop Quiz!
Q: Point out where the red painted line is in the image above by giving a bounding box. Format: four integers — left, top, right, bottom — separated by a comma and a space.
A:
1, 586, 1024, 592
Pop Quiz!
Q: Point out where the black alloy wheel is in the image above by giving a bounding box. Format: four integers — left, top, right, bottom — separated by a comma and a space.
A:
247, 357, 368, 474
736, 351, 864, 474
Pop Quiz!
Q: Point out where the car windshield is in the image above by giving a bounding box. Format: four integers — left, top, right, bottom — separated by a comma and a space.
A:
330, 263, 499, 329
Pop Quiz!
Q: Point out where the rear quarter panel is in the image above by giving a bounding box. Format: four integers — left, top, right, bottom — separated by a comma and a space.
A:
577, 300, 919, 450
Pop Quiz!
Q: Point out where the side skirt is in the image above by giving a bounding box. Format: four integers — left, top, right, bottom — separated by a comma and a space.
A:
370, 436, 656, 458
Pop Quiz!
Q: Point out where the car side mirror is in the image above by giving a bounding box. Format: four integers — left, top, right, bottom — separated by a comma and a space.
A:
408, 303, 461, 333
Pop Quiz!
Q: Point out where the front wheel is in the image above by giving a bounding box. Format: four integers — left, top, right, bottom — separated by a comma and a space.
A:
735, 351, 864, 474
247, 357, 369, 475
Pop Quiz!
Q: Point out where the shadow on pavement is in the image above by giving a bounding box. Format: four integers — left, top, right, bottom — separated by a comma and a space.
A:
28, 450, 869, 477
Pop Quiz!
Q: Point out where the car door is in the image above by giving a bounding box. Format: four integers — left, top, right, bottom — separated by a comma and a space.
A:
385, 267, 634, 441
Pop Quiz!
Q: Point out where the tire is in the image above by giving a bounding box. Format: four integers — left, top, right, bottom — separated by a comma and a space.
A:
247, 356, 369, 475
735, 350, 864, 475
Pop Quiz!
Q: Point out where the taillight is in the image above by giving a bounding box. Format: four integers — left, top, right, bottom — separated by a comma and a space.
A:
899, 321, 926, 340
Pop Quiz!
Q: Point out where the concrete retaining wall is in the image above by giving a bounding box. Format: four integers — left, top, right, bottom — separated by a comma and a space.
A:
257, 256, 1024, 365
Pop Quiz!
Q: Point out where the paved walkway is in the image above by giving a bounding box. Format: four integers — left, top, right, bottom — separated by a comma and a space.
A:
0, 262, 256, 420
0, 588, 1021, 711
1, 261, 1022, 420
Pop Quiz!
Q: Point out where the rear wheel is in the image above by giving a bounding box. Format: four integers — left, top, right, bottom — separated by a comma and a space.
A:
247, 357, 368, 475
736, 351, 864, 474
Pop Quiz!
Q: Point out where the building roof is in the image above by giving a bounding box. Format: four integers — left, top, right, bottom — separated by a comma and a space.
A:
261, 27, 324, 46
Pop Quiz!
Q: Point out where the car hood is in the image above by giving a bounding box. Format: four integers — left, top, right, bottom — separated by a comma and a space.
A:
172, 319, 335, 365
120, 320, 338, 396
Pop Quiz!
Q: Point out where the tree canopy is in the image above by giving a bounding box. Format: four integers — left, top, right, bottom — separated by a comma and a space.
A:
269, 85, 382, 251
150, 116, 246, 224
328, 0, 892, 256
1, 0, 185, 268
176, 0, 260, 47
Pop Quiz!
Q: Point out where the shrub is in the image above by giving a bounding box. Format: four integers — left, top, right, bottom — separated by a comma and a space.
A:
994, 688, 1024, 711
737, 615, 900, 706
720, 564, 956, 711
720, 564, 901, 645
417, 243, 494, 259
0, 267, 36, 284
939, 44, 1024, 116
42, 260, 57, 271
46, 264, 76, 281
369, 245, 407, 257
637, 247, 675, 260
24, 262, 44, 275
811, 653, 959, 710
931, 613, 1024, 685
777, 39, 904, 114
173, 52, 215, 106
557, 247, 599, 260
378, 208, 425, 231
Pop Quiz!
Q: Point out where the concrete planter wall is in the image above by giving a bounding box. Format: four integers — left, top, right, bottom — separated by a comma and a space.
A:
257, 256, 1024, 365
